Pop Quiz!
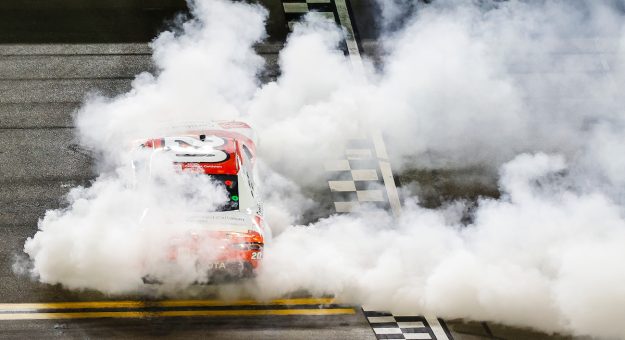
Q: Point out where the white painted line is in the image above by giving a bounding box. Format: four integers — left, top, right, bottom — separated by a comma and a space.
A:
397, 321, 426, 328
425, 315, 451, 340
373, 327, 403, 335
371, 130, 389, 160
404, 333, 433, 340
345, 148, 372, 160
351, 169, 378, 181
356, 190, 384, 202
325, 160, 351, 171
330, 2, 402, 217
283, 3, 309, 13
331, 2, 402, 218
317, 2, 403, 222
367, 316, 396, 323
379, 161, 401, 217
328, 180, 356, 191
326, 3, 448, 337
372, 131, 402, 216
334, 201, 359, 213
333, 0, 364, 71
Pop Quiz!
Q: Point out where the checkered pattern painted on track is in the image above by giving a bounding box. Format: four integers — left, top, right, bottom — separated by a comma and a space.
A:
280, 2, 449, 339
363, 307, 454, 340
282, 0, 339, 30
324, 137, 391, 213
280, 0, 398, 215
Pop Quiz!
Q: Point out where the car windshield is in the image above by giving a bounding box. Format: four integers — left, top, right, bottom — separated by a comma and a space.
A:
209, 174, 239, 212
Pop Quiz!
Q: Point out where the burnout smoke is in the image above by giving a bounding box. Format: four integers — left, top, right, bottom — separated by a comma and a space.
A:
25, 159, 231, 292
23, 0, 270, 292
20, 0, 625, 338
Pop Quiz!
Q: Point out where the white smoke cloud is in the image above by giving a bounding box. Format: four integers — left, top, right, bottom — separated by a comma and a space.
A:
74, 0, 267, 168
256, 152, 625, 334
256, 152, 625, 338
24, 154, 232, 293
20, 0, 625, 338
23, 0, 269, 293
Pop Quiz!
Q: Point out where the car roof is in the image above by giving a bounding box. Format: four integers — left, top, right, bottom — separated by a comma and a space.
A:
141, 132, 241, 175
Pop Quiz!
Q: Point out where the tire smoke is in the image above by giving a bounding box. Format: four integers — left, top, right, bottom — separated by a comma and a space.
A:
20, 0, 625, 338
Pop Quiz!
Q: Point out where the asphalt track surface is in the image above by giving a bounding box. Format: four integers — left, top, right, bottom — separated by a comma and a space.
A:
0, 1, 603, 339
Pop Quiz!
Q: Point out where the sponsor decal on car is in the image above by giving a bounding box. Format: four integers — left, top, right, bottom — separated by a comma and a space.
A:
207, 262, 227, 270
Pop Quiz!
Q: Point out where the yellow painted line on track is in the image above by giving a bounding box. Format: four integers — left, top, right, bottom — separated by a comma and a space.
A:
159, 298, 337, 308
0, 308, 355, 320
0, 298, 338, 312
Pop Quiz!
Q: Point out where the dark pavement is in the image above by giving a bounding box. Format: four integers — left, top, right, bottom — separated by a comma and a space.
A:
0, 1, 594, 339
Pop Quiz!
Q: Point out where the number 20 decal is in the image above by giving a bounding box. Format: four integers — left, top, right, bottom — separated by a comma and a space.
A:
162, 136, 228, 163
251, 252, 263, 260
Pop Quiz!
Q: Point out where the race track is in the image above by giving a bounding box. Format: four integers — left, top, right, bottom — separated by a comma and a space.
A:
0, 1, 615, 339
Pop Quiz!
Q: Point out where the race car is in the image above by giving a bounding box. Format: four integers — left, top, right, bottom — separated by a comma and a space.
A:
134, 121, 270, 283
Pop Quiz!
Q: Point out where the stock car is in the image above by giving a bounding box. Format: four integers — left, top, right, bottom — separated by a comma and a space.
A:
135, 121, 270, 283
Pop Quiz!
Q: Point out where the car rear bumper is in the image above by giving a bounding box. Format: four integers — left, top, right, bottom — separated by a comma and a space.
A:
142, 260, 256, 285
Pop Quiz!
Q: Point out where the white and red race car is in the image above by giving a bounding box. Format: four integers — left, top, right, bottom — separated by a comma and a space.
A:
134, 121, 270, 282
